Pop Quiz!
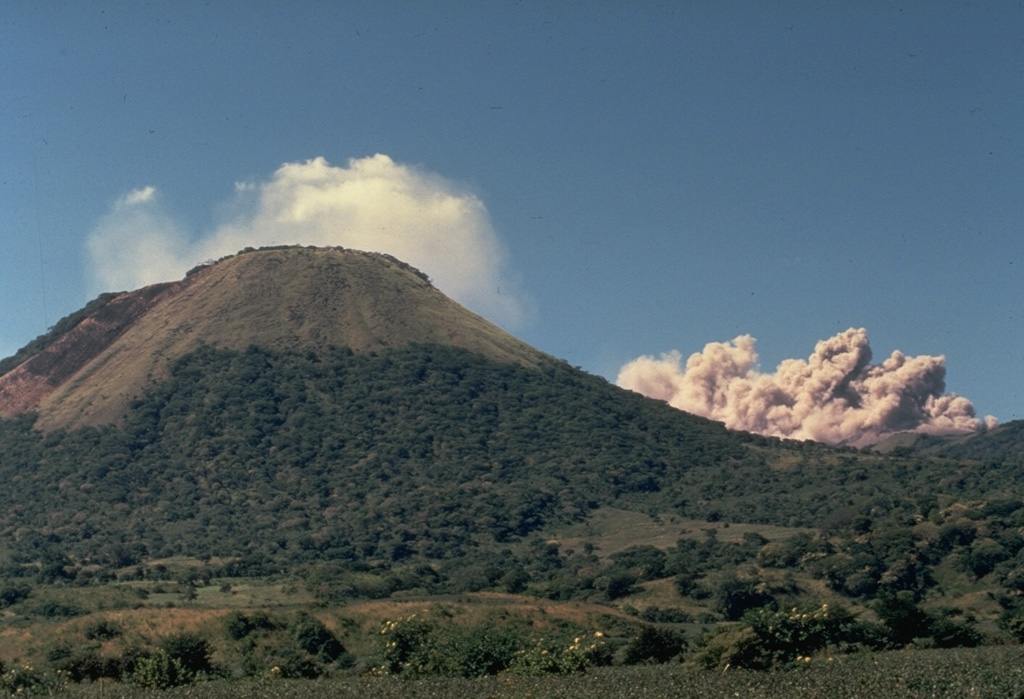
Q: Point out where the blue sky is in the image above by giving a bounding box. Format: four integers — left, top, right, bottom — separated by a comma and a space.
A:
2, 2, 1021, 428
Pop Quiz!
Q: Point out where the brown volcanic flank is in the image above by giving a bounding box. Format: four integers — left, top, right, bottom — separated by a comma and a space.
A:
0, 246, 549, 430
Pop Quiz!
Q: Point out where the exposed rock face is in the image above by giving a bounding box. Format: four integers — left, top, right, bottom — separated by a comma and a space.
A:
0, 283, 178, 418
0, 246, 548, 430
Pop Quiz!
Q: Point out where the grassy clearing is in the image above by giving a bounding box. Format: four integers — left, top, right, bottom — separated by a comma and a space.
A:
551, 507, 815, 557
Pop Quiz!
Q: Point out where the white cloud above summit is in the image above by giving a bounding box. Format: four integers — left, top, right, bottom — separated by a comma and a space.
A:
86, 155, 525, 328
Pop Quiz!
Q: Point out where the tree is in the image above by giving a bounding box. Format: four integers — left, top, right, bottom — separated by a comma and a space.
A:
622, 626, 687, 664
292, 614, 345, 663
713, 575, 774, 621
161, 633, 213, 676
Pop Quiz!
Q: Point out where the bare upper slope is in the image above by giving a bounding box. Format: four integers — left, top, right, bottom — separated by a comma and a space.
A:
0, 246, 549, 430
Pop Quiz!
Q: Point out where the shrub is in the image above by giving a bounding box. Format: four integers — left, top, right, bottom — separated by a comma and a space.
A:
929, 616, 984, 648
637, 606, 692, 624
161, 632, 214, 676
259, 643, 324, 679
1000, 607, 1024, 642
225, 610, 277, 640
610, 545, 668, 581
872, 592, 982, 648
291, 613, 345, 663
0, 583, 30, 608
508, 632, 609, 676
377, 615, 607, 678
441, 625, 524, 677
693, 603, 886, 670
31, 600, 85, 618
54, 648, 122, 682
500, 566, 529, 593
378, 615, 435, 676
84, 618, 123, 640
1, 662, 63, 694
130, 650, 191, 689
673, 571, 699, 597
621, 626, 687, 664
598, 571, 636, 601
713, 575, 775, 621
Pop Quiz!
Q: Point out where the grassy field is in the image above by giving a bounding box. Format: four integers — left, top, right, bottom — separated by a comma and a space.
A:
43, 646, 1024, 698
553, 507, 816, 556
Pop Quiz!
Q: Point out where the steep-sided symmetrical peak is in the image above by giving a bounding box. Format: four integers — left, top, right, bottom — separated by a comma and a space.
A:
0, 246, 549, 430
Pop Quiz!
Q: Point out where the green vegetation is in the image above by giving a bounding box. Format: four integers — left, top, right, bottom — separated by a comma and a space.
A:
0, 341, 1023, 692
4, 646, 1024, 697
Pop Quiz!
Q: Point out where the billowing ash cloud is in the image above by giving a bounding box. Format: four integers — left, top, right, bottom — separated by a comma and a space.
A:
87, 155, 524, 327
617, 328, 997, 447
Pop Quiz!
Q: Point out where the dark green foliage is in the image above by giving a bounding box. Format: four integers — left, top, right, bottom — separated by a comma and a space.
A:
609, 545, 667, 581
961, 538, 1009, 578
0, 582, 30, 607
160, 632, 214, 676
673, 571, 698, 597
0, 343, 754, 592
998, 606, 1024, 641
224, 610, 277, 640
873, 591, 983, 648
131, 650, 192, 689
291, 613, 345, 663
621, 625, 687, 664
499, 566, 529, 593
29, 600, 85, 618
84, 619, 122, 640
599, 572, 637, 601
695, 603, 888, 670
712, 574, 775, 621
258, 644, 324, 679
0, 340, 1023, 633
636, 606, 692, 624
928, 615, 985, 648
55, 648, 124, 682
376, 616, 608, 678
378, 615, 436, 675
440, 625, 525, 677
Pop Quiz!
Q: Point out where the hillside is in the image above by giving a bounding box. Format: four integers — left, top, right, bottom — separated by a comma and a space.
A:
2, 337, 1024, 604
0, 246, 548, 430
0, 246, 1023, 687
873, 419, 1024, 462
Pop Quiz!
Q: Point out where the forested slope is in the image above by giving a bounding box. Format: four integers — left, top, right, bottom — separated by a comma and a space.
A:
2, 342, 1023, 615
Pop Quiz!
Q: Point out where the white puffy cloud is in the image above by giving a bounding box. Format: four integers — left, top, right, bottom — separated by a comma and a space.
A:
617, 328, 996, 447
86, 155, 524, 327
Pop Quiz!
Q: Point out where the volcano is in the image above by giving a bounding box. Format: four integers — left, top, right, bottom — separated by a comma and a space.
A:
0, 246, 548, 430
